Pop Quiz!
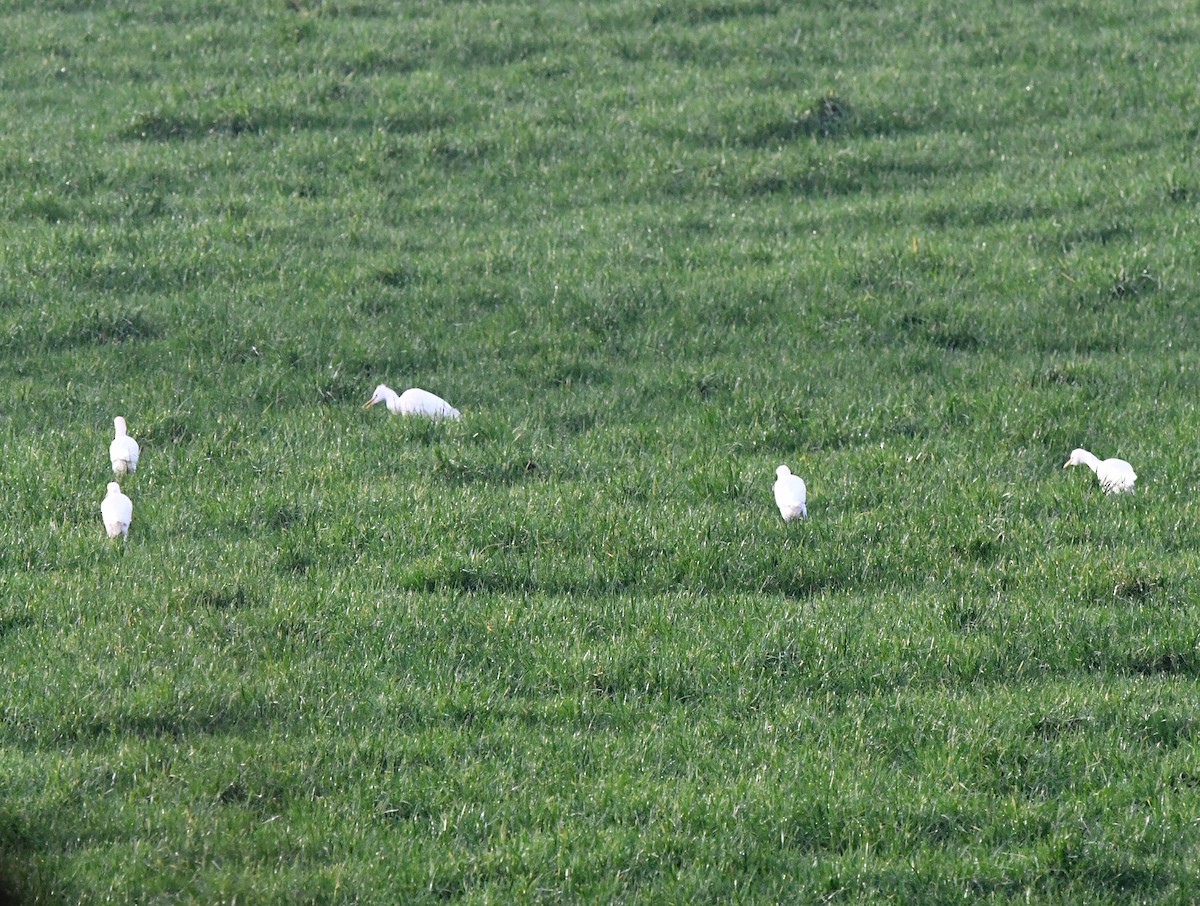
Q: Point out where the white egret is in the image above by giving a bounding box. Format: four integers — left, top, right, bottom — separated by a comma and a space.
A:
101, 481, 133, 539
773, 465, 808, 520
110, 416, 140, 475
1063, 448, 1137, 494
364, 384, 460, 420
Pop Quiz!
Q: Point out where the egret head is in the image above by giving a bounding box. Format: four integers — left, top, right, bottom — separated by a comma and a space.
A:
776, 465, 792, 479
364, 384, 390, 409
107, 481, 122, 495
114, 416, 128, 436
1063, 448, 1088, 469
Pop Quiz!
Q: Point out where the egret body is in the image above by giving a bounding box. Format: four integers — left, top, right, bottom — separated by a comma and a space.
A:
110, 416, 139, 475
101, 482, 133, 539
773, 465, 808, 520
364, 384, 460, 420
1063, 448, 1137, 494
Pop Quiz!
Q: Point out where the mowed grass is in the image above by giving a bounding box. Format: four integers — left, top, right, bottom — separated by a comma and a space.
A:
3, 0, 1200, 902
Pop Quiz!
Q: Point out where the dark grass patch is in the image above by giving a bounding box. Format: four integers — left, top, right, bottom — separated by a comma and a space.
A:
379, 106, 451, 135
1033, 324, 1127, 354
0, 614, 35, 642
314, 369, 368, 405
538, 357, 610, 389
951, 534, 1004, 564
1057, 221, 1134, 250
23, 308, 160, 353
680, 91, 937, 152
0, 286, 39, 312
1031, 364, 1090, 387
1166, 177, 1190, 203
0, 541, 59, 574
121, 106, 330, 142
941, 597, 987, 632
921, 198, 1040, 229
0, 811, 37, 905
694, 373, 729, 400
398, 562, 529, 595
374, 265, 422, 291
897, 309, 984, 351
213, 767, 302, 816
426, 138, 494, 167
71, 263, 186, 295
925, 321, 983, 351
715, 151, 966, 201
1128, 648, 1200, 678
124, 110, 262, 142
146, 414, 197, 445
1029, 714, 1090, 740
187, 585, 256, 610
1137, 710, 1200, 747
276, 540, 315, 576
1110, 571, 1162, 602
432, 452, 544, 485
215, 778, 285, 811
757, 642, 805, 677
1109, 266, 1159, 298
62, 700, 274, 744
584, 658, 700, 705
272, 616, 325, 649
352, 340, 450, 382
376, 797, 438, 825
765, 568, 865, 600
740, 93, 855, 146
649, 0, 781, 26
13, 192, 73, 224
266, 504, 305, 532
560, 410, 598, 435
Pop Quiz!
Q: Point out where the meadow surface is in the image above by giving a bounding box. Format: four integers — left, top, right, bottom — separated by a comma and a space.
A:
2, 0, 1200, 902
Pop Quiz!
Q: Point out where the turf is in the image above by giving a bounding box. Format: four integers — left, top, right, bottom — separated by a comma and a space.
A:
2, 0, 1200, 902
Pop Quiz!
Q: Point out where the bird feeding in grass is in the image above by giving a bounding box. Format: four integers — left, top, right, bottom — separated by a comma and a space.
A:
109, 416, 139, 475
364, 384, 461, 420
1063, 448, 1137, 494
101, 482, 133, 539
773, 465, 808, 520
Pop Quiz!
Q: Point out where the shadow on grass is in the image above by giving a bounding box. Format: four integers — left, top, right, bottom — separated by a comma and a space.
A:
0, 616, 35, 643
0, 809, 41, 906
649, 0, 781, 27
186, 584, 257, 610
762, 569, 863, 600
51, 699, 275, 746
432, 454, 544, 486
736, 93, 861, 145
393, 549, 900, 602
1128, 648, 1200, 678
121, 107, 327, 142
3, 308, 159, 356
679, 91, 938, 150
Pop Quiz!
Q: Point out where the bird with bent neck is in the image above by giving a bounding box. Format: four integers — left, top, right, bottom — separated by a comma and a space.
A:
1063, 448, 1137, 494
363, 384, 461, 420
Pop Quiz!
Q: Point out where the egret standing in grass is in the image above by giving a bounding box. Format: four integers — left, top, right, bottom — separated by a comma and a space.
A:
773, 464, 808, 520
364, 384, 461, 420
1063, 448, 1137, 494
110, 416, 140, 475
101, 481, 133, 539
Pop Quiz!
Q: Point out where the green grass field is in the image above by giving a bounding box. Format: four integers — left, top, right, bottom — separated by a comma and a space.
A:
3, 0, 1200, 902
